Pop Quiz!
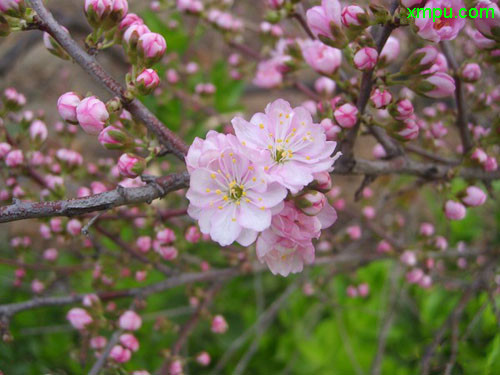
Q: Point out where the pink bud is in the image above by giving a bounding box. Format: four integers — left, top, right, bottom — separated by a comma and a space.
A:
136, 270, 147, 281
346, 285, 358, 298
406, 268, 424, 284
119, 310, 142, 331
98, 125, 128, 150
462, 186, 487, 207
267, 0, 284, 9
43, 248, 58, 261
136, 236, 152, 252
397, 118, 419, 141
31, 279, 45, 293
474, 0, 500, 39
185, 226, 201, 243
295, 190, 326, 216
312, 171, 333, 193
419, 275, 432, 289
334, 103, 358, 128
376, 240, 392, 253
136, 68, 160, 93
471, 148, 488, 164
169, 360, 183, 375
320, 118, 342, 141
83, 294, 99, 307
362, 206, 376, 220
372, 143, 387, 159
314, 77, 336, 95
67, 308, 93, 330
90, 336, 107, 349
484, 156, 498, 171
370, 88, 392, 109
5, 149, 23, 167
358, 283, 370, 297
301, 40, 342, 75
119, 333, 139, 352
138, 32, 167, 64
29, 120, 48, 142
305, 0, 342, 41
435, 236, 448, 250
157, 228, 176, 244
211, 315, 228, 334
196, 351, 211, 366
401, 250, 417, 266
76, 96, 109, 135
117, 153, 146, 178
418, 72, 456, 99
66, 219, 82, 236
123, 23, 150, 44
341, 5, 366, 27
57, 92, 81, 124
0, 142, 11, 159
461, 63, 481, 82
419, 222, 434, 237
346, 225, 362, 240
118, 13, 143, 31
444, 200, 466, 220
153, 243, 178, 260
353, 47, 378, 71
391, 99, 414, 120
110, 345, 131, 363
166, 69, 180, 84
380, 36, 400, 63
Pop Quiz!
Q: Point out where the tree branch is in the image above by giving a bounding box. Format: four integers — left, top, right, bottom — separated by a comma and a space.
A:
0, 172, 189, 223
440, 41, 473, 155
27, 0, 189, 160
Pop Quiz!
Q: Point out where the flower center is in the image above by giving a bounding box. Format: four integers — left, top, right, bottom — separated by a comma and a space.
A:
228, 181, 244, 201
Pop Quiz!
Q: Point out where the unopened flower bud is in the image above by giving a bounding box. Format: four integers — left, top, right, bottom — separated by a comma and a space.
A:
462, 186, 487, 207
29, 120, 48, 142
411, 72, 456, 99
57, 92, 81, 124
76, 96, 109, 135
137, 32, 167, 67
295, 190, 327, 216
353, 47, 378, 71
334, 103, 358, 128
310, 171, 332, 193
444, 200, 466, 220
389, 98, 414, 120
0, 0, 25, 18
98, 126, 130, 150
136, 68, 160, 94
117, 153, 146, 178
460, 63, 481, 83
370, 88, 392, 109
341, 5, 368, 28
211, 314, 228, 334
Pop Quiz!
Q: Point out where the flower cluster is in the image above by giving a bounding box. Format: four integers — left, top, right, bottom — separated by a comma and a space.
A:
186, 99, 340, 276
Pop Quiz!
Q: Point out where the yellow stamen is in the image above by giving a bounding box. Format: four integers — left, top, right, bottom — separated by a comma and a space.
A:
206, 188, 211, 193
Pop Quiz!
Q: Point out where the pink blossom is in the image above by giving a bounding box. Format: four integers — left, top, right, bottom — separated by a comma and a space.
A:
186, 134, 287, 246
430, 122, 448, 138
83, 294, 99, 307
444, 200, 466, 220
110, 345, 131, 363
267, 0, 284, 9
76, 96, 109, 135
397, 118, 420, 141
196, 351, 211, 366
136, 270, 147, 281
153, 243, 178, 260
118, 13, 143, 31
362, 206, 376, 220
211, 314, 228, 333
346, 285, 358, 297
117, 153, 146, 178
119, 310, 142, 331
256, 201, 336, 276
419, 275, 433, 288
166, 69, 180, 84
232, 99, 340, 194
123, 23, 150, 44
334, 103, 358, 128
415, 0, 466, 42
320, 118, 342, 141
312, 171, 333, 192
300, 40, 342, 75
391, 99, 414, 120
98, 125, 128, 150
169, 360, 183, 375
435, 236, 448, 250
306, 0, 342, 40
346, 225, 362, 240
67, 308, 93, 330
50, 218, 63, 233
31, 279, 45, 293
471, 148, 487, 164
462, 186, 487, 207
177, 0, 203, 13
120, 333, 139, 352
353, 47, 378, 71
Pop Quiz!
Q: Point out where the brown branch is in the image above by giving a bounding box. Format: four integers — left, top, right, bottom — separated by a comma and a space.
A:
340, 0, 400, 163
0, 172, 189, 223
440, 41, 473, 155
405, 144, 460, 165
27, 0, 189, 160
